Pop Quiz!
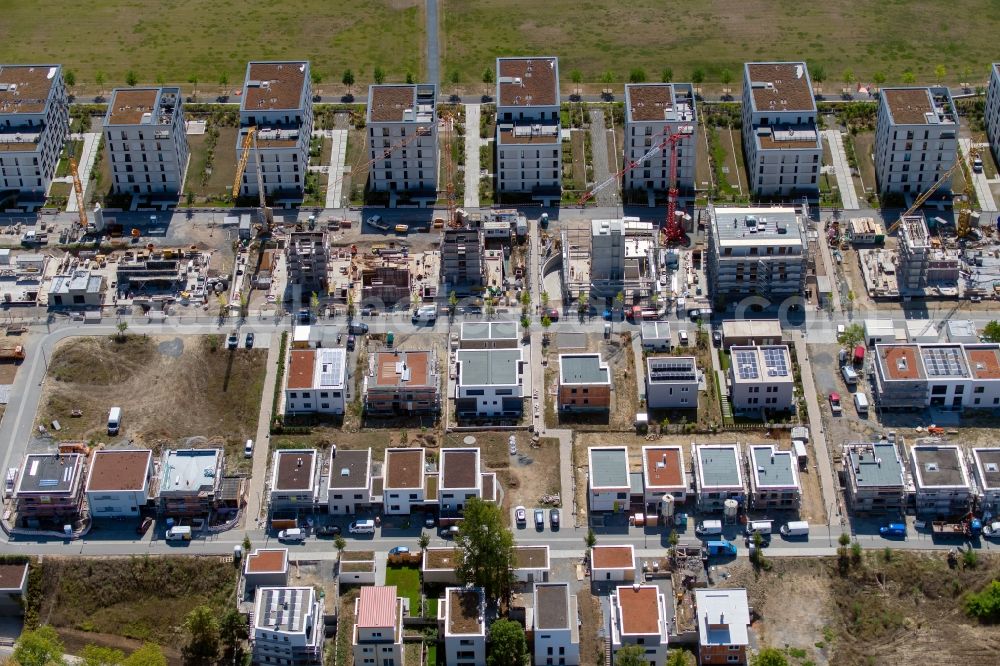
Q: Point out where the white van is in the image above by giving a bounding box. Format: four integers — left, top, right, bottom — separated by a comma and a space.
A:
695, 519, 723, 536
165, 525, 192, 541
678, 330, 689, 346
412, 306, 437, 324
278, 528, 305, 542
4, 468, 16, 497
107, 407, 122, 436
745, 519, 773, 536
244, 439, 254, 458
854, 392, 869, 415
349, 519, 376, 534
780, 521, 810, 537
841, 365, 858, 385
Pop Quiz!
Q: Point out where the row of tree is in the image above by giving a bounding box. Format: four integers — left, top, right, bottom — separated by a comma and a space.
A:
11, 626, 165, 666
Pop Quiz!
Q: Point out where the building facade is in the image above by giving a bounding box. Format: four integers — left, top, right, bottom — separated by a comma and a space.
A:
609, 585, 669, 666
623, 83, 697, 195
104, 87, 189, 196
558, 353, 611, 412
741, 62, 821, 197
909, 443, 973, 516
728, 346, 795, 416
986, 64, 1000, 169
441, 227, 485, 289
438, 448, 482, 513
695, 588, 751, 666
533, 583, 580, 666
285, 231, 329, 293
366, 84, 437, 199
285, 348, 347, 415
694, 444, 745, 511
844, 441, 906, 513
440, 587, 486, 666
746, 445, 800, 509
873, 343, 1000, 410
642, 446, 688, 508
85, 449, 154, 517
327, 448, 371, 515
353, 586, 404, 666
875, 87, 958, 196
645, 356, 699, 410
157, 448, 225, 516
588, 447, 631, 512
363, 350, 440, 416
971, 448, 1000, 514
48, 270, 104, 308
383, 448, 426, 515
238, 61, 313, 198
0, 65, 69, 202
13, 452, 85, 521
454, 349, 524, 418
252, 587, 325, 666
270, 449, 321, 511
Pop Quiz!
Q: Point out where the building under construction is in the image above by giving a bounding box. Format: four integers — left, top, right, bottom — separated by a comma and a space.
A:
361, 264, 411, 310
561, 218, 659, 304
896, 213, 960, 294
441, 227, 485, 291
285, 231, 328, 293
116, 247, 203, 293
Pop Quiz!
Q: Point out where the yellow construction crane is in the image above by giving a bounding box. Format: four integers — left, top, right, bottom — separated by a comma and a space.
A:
69, 157, 88, 230
232, 127, 273, 233
887, 160, 961, 235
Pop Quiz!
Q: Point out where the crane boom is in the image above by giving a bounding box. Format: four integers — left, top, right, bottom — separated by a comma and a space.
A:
887, 161, 961, 234
232, 127, 273, 233
69, 157, 88, 230
233, 127, 255, 199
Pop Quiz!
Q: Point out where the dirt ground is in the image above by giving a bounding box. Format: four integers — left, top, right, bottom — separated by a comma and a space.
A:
723, 551, 1000, 666
576, 587, 604, 666
37, 335, 266, 470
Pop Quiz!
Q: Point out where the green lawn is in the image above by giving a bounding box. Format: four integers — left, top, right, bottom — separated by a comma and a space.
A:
442, 0, 1000, 86
0, 1, 424, 94
384, 566, 421, 611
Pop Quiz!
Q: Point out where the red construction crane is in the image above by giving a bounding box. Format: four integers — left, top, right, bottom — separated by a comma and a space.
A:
661, 126, 694, 247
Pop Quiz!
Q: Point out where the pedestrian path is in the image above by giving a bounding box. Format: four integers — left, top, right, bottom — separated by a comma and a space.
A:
588, 108, 617, 205
464, 104, 481, 209
62, 132, 101, 212
326, 129, 348, 209
959, 138, 997, 212
823, 130, 859, 210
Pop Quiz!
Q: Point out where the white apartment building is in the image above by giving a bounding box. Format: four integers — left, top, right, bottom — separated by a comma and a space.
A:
439, 587, 486, 666
695, 588, 751, 666
909, 444, 973, 516
844, 441, 906, 513
741, 62, 821, 197
694, 444, 745, 511
0, 65, 68, 203
971, 448, 1000, 513
588, 447, 631, 512
495, 57, 561, 204
366, 84, 437, 202
640, 321, 672, 351
85, 449, 154, 517
269, 449, 321, 511
252, 587, 325, 666
641, 446, 688, 508
383, 448, 426, 515
454, 349, 525, 418
609, 585, 669, 666
438, 448, 482, 513
238, 61, 313, 199
327, 448, 371, 515
728, 345, 795, 416
353, 586, 404, 666
103, 87, 189, 196
285, 347, 347, 415
873, 343, 1000, 410
622, 83, 697, 195
986, 65, 1000, 169
746, 444, 801, 510
590, 545, 636, 583
533, 583, 580, 666
645, 356, 699, 410
875, 87, 958, 196
707, 206, 807, 303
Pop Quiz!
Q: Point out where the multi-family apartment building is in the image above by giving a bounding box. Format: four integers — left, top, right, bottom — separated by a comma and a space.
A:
645, 356, 699, 410
383, 448, 426, 515
285, 231, 329, 293
454, 348, 524, 418
609, 585, 669, 666
971, 447, 1000, 514
622, 83, 697, 196
558, 353, 611, 413
873, 343, 1000, 410
269, 449, 321, 512
909, 443, 973, 516
85, 449, 154, 517
284, 347, 347, 416
327, 448, 371, 515
157, 448, 225, 516
438, 448, 482, 514
693, 444, 745, 511
0, 65, 68, 203
588, 447, 631, 512
363, 350, 440, 416
695, 588, 751, 666
844, 441, 906, 513
896, 213, 960, 292
439, 587, 486, 666
495, 57, 561, 204
103, 87, 189, 196
252, 587, 325, 666
641, 446, 688, 509
353, 586, 404, 666
720, 319, 785, 350
533, 583, 580, 666
366, 84, 437, 201
13, 452, 86, 521
707, 206, 807, 303
741, 62, 821, 197
875, 87, 958, 196
746, 444, 800, 510
441, 227, 485, 290
986, 64, 1000, 168
728, 345, 795, 416
238, 61, 312, 199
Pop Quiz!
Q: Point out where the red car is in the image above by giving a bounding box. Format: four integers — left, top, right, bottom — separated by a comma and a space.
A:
829, 392, 842, 415
544, 308, 560, 321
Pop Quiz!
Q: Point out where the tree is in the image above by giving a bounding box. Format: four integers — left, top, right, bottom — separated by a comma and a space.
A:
342, 69, 355, 95
310, 291, 321, 317
116, 321, 129, 341
842, 69, 854, 88
691, 68, 705, 85
487, 619, 527, 666
614, 644, 648, 666
346, 291, 356, 319
966, 579, 1000, 621
483, 66, 495, 96
311, 69, 323, 86
600, 71, 615, 86
666, 650, 689, 666
520, 290, 531, 313
661, 67, 673, 83
540, 315, 552, 343
873, 71, 887, 88
125, 70, 138, 87
242, 534, 252, 552
183, 605, 220, 663
584, 528, 597, 549
418, 533, 430, 551
14, 626, 65, 666
720, 68, 733, 88
520, 315, 531, 337
577, 290, 588, 315
838, 532, 851, 547
121, 644, 167, 666
64, 70, 76, 89
219, 72, 230, 89
570, 69, 583, 95
614, 291, 625, 313
187, 75, 199, 95
628, 68, 647, 84
219, 608, 248, 663
902, 70, 916, 85
540, 290, 549, 309
449, 290, 458, 315
334, 535, 346, 554
82, 644, 125, 666
935, 64, 947, 83
837, 322, 864, 349
406, 71, 415, 85
95, 70, 106, 95
373, 66, 386, 84
983, 320, 1000, 342
810, 63, 826, 83
455, 497, 516, 607
751, 647, 789, 666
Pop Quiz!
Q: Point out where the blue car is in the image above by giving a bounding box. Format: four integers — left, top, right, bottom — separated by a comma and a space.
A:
388, 546, 410, 556
879, 523, 906, 538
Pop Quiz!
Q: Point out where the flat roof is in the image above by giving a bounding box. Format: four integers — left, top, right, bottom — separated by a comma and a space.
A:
254, 587, 315, 633
460, 321, 518, 341
358, 586, 399, 629
242, 61, 308, 112
0, 563, 28, 591
646, 356, 698, 383
973, 448, 1000, 490
423, 547, 460, 570
745, 62, 815, 113
625, 83, 696, 123
384, 448, 424, 490
731, 346, 791, 382
0, 65, 59, 115
920, 345, 969, 378
643, 446, 686, 490
328, 449, 370, 490
160, 449, 222, 494
640, 321, 671, 340
750, 446, 798, 489
87, 449, 152, 492
589, 447, 630, 488
721, 319, 783, 340
369, 85, 418, 122
848, 442, 904, 488
246, 548, 289, 574
440, 449, 479, 490
16, 453, 82, 495
497, 57, 559, 107
879, 345, 923, 380
615, 585, 662, 635
457, 349, 521, 386
882, 87, 938, 125
372, 350, 433, 387
711, 207, 805, 245
559, 353, 610, 385
534, 583, 571, 630
273, 449, 316, 492
695, 588, 750, 647
106, 88, 158, 125
514, 545, 549, 570
446, 588, 484, 635
287, 350, 317, 390
911, 445, 968, 489
697, 445, 743, 489
591, 545, 634, 570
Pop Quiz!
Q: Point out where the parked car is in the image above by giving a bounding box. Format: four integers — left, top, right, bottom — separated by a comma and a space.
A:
712, 330, 722, 347
388, 546, 410, 556
534, 509, 545, 530
879, 523, 907, 538
348, 322, 369, 335
278, 528, 305, 542
361, 305, 377, 317
973, 157, 984, 173
315, 525, 341, 537
549, 509, 560, 530
544, 308, 560, 321
350, 520, 376, 534
297, 309, 312, 324
440, 525, 460, 538
244, 439, 254, 458
245, 332, 255, 348
136, 517, 153, 536
829, 392, 842, 415
227, 332, 238, 349
514, 506, 527, 525
346, 335, 356, 351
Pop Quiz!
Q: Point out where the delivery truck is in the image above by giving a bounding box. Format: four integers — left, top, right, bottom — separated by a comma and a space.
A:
779, 521, 810, 538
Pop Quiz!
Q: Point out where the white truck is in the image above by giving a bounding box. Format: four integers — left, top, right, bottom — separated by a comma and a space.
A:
165, 525, 192, 541
779, 521, 810, 537
695, 519, 723, 537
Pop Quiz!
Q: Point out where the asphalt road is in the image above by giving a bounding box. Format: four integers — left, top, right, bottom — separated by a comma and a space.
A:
425, 0, 440, 90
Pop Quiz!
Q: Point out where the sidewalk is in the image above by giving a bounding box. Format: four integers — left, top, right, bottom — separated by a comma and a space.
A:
56, 132, 101, 211
823, 130, 860, 210
244, 338, 283, 525
463, 104, 481, 208
326, 129, 348, 209
959, 138, 997, 212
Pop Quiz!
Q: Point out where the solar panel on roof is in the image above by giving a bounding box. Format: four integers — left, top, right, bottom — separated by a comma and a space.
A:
762, 347, 789, 376
734, 349, 759, 379
320, 351, 344, 386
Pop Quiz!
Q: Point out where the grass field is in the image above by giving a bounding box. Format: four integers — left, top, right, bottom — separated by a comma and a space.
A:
442, 0, 1000, 86
0, 1, 424, 93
